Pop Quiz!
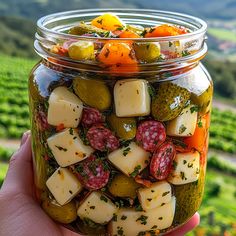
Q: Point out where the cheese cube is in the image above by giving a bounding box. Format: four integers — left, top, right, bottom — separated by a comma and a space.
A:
109, 196, 176, 235
77, 192, 117, 224
47, 86, 83, 127
114, 79, 151, 117
166, 105, 198, 137
168, 151, 200, 185
47, 128, 94, 167
46, 167, 83, 205
138, 181, 172, 211
108, 142, 150, 177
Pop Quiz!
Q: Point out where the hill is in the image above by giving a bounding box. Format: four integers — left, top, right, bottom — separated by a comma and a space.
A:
0, 0, 236, 20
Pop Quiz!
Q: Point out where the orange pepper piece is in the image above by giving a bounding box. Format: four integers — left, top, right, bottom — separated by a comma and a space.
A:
118, 30, 140, 38
98, 42, 137, 65
184, 113, 210, 153
145, 24, 188, 37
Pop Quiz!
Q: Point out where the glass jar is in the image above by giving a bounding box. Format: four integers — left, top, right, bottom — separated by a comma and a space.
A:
29, 9, 212, 236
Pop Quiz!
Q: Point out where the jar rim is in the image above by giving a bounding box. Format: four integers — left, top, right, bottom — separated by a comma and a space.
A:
37, 8, 207, 41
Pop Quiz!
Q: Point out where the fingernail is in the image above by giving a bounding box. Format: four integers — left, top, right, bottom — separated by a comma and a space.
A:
20, 130, 31, 146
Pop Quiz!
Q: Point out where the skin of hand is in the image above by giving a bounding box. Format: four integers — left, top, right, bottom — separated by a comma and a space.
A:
0, 131, 200, 236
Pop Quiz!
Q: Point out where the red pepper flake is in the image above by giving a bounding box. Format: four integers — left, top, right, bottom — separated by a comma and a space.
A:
56, 123, 65, 131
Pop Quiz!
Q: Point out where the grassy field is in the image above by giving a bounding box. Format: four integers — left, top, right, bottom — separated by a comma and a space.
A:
208, 28, 236, 43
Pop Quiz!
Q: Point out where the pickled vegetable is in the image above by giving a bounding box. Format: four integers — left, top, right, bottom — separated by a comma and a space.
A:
68, 22, 109, 36
152, 82, 191, 121
126, 24, 144, 35
108, 174, 141, 198
91, 13, 124, 31
42, 197, 77, 224
73, 77, 111, 110
134, 42, 161, 62
68, 41, 95, 60
107, 113, 136, 140
191, 85, 213, 114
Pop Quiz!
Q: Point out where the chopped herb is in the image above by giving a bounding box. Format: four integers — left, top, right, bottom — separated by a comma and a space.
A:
100, 195, 108, 203
188, 163, 193, 168
73, 136, 77, 140
116, 26, 125, 31
169, 41, 173, 47
162, 191, 170, 197
190, 105, 199, 113
117, 226, 124, 236
88, 162, 98, 176
148, 84, 156, 98
121, 215, 127, 220
180, 171, 187, 180
120, 139, 131, 148
89, 206, 95, 209
69, 128, 74, 135
115, 199, 125, 208
198, 119, 203, 128
145, 159, 149, 164
158, 217, 163, 220
140, 29, 147, 37
182, 50, 190, 56
179, 124, 187, 134
183, 160, 187, 165
135, 204, 143, 211
196, 168, 200, 174
130, 165, 141, 177
55, 145, 67, 152
136, 215, 148, 225
97, 19, 103, 24
58, 170, 61, 175
112, 213, 118, 222
123, 147, 131, 156
161, 203, 166, 206
137, 232, 146, 236
151, 190, 155, 193
151, 225, 157, 229
173, 160, 178, 170
149, 27, 155, 33
147, 198, 152, 202
69, 190, 73, 194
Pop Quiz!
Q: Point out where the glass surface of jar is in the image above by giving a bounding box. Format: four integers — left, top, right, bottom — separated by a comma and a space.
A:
29, 9, 213, 236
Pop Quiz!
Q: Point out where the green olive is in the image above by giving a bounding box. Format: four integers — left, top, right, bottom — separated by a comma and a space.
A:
42, 198, 77, 224
107, 113, 136, 140
133, 43, 161, 63
151, 82, 191, 121
68, 23, 108, 36
73, 77, 111, 111
68, 41, 95, 60
108, 174, 141, 198
191, 85, 213, 114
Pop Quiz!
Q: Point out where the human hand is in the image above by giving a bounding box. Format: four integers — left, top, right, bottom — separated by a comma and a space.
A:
0, 131, 199, 236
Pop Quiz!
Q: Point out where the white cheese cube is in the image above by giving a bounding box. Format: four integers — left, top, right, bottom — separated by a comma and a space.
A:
168, 151, 200, 185
138, 181, 172, 211
46, 167, 83, 205
109, 196, 176, 235
47, 86, 83, 127
47, 128, 94, 167
108, 142, 150, 177
166, 105, 198, 137
77, 192, 117, 224
114, 79, 151, 117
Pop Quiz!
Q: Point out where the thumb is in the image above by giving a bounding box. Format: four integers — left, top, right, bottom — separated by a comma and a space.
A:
1, 131, 33, 196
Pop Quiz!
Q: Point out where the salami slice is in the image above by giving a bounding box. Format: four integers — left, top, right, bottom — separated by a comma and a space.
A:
136, 120, 166, 152
76, 155, 110, 190
150, 141, 176, 180
87, 124, 119, 152
81, 107, 104, 127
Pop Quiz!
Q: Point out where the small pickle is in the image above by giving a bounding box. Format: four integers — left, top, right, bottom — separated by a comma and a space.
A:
42, 197, 77, 224
107, 113, 136, 140
126, 24, 144, 35
191, 85, 213, 114
152, 82, 191, 121
108, 174, 141, 198
133, 43, 161, 63
68, 41, 95, 60
73, 77, 111, 111
68, 22, 109, 36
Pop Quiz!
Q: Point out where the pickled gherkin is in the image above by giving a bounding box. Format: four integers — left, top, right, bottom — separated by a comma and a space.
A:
68, 41, 95, 60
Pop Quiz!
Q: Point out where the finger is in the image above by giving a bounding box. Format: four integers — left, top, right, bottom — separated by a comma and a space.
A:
20, 130, 31, 146
166, 213, 200, 236
1, 133, 33, 195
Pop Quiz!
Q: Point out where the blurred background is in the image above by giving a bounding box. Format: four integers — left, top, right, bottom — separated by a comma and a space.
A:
0, 0, 236, 235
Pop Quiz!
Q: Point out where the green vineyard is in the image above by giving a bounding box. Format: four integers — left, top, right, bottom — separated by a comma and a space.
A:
0, 54, 235, 155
